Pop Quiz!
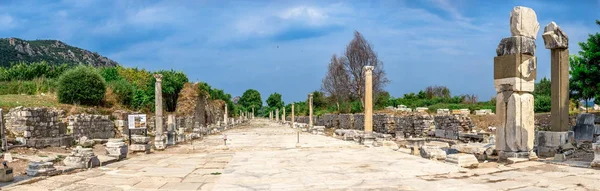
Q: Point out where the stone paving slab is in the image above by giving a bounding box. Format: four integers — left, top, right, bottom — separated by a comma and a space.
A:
3, 119, 600, 190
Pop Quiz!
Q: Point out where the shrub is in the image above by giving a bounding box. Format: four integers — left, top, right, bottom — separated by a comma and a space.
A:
99, 67, 122, 82
534, 95, 551, 113
108, 79, 134, 106
57, 66, 106, 105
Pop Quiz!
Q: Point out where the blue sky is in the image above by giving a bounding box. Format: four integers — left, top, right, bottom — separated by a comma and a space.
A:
0, 0, 599, 104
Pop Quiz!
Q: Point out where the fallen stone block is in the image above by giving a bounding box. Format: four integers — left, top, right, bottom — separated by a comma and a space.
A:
26, 161, 58, 176
445, 154, 479, 168
63, 146, 100, 169
535, 131, 574, 157
420, 145, 447, 160
105, 138, 128, 160
130, 144, 151, 154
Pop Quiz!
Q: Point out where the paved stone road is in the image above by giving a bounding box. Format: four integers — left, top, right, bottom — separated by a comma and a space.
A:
5, 119, 600, 190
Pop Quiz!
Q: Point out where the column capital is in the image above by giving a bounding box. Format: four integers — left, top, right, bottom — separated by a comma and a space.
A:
153, 74, 163, 82
542, 21, 568, 49
363, 66, 374, 72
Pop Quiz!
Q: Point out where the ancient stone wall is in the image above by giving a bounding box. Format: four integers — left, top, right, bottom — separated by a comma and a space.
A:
4, 107, 66, 138
175, 83, 224, 127
67, 114, 115, 139
4, 107, 73, 148
433, 115, 475, 139
298, 113, 470, 138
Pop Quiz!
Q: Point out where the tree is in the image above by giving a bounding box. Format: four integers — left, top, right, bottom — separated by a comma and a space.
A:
570, 20, 600, 111
57, 66, 106, 105
343, 31, 389, 107
239, 89, 262, 113
321, 54, 351, 111
266, 92, 284, 109
533, 77, 551, 97
311, 91, 327, 109
155, 70, 188, 112
425, 85, 451, 99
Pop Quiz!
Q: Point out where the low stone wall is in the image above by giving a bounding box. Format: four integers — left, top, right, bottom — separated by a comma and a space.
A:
4, 107, 66, 138
4, 107, 72, 148
67, 114, 115, 140
434, 115, 475, 139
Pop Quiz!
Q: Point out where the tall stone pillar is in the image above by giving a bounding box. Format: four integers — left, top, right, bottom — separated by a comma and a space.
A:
154, 74, 166, 150
0, 109, 6, 151
269, 111, 272, 120
252, 107, 255, 119
542, 22, 569, 132
276, 108, 279, 122
309, 93, 313, 128
291, 104, 295, 128
224, 104, 228, 126
494, 6, 539, 160
282, 107, 286, 123
363, 66, 375, 145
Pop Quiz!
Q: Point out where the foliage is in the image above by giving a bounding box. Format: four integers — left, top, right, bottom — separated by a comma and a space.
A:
57, 66, 106, 105
99, 66, 122, 82
0, 61, 69, 81
534, 77, 551, 97
534, 95, 551, 113
570, 20, 600, 105
155, 70, 188, 112
266, 92, 284, 109
425, 85, 451, 99
239, 89, 262, 114
0, 78, 57, 95
108, 79, 134, 106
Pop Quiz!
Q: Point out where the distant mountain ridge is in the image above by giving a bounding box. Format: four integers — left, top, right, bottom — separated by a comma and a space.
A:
0, 37, 119, 67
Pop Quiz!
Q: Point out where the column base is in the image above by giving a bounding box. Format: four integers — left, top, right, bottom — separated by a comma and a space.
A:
592, 142, 600, 168
361, 133, 375, 146
154, 136, 167, 150
499, 151, 538, 161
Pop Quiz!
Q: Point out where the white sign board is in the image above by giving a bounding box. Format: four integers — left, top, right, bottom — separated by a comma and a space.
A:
128, 114, 147, 129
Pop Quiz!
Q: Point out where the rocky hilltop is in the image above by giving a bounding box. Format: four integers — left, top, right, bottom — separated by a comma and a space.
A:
0, 37, 119, 67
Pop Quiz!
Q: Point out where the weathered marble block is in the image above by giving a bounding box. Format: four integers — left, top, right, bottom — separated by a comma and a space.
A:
445, 154, 479, 168
510, 6, 540, 39
420, 145, 447, 160
63, 146, 100, 169
535, 131, 574, 157
131, 135, 150, 144
496, 93, 535, 158
106, 138, 128, 160
130, 144, 151, 154
497, 36, 536, 56
26, 162, 57, 176
542, 22, 568, 49
494, 54, 537, 93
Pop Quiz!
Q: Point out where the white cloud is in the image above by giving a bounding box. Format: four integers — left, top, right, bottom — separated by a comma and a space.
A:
0, 14, 15, 29
279, 6, 328, 25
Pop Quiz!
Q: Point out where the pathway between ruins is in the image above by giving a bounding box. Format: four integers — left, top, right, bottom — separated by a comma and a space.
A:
5, 119, 600, 191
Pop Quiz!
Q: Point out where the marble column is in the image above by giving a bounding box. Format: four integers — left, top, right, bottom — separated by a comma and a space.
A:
0, 109, 6, 151
542, 22, 569, 132
363, 66, 375, 145
291, 104, 295, 128
309, 93, 313, 128
269, 111, 272, 120
282, 107, 286, 123
494, 6, 539, 160
224, 104, 228, 126
276, 108, 279, 122
154, 74, 166, 150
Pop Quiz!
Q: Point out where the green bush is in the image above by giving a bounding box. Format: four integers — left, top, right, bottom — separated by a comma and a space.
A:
57, 66, 106, 105
99, 67, 122, 82
534, 95, 551, 113
109, 79, 134, 105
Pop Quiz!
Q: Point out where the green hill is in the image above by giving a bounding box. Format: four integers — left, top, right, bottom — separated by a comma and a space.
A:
0, 38, 119, 67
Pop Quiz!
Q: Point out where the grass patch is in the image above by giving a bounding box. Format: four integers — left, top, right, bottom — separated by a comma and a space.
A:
0, 94, 61, 110
210, 172, 222, 175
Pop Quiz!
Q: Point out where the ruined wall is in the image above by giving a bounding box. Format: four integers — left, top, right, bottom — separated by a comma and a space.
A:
433, 115, 475, 139
4, 107, 72, 148
67, 114, 115, 139
295, 113, 471, 139
175, 82, 224, 127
